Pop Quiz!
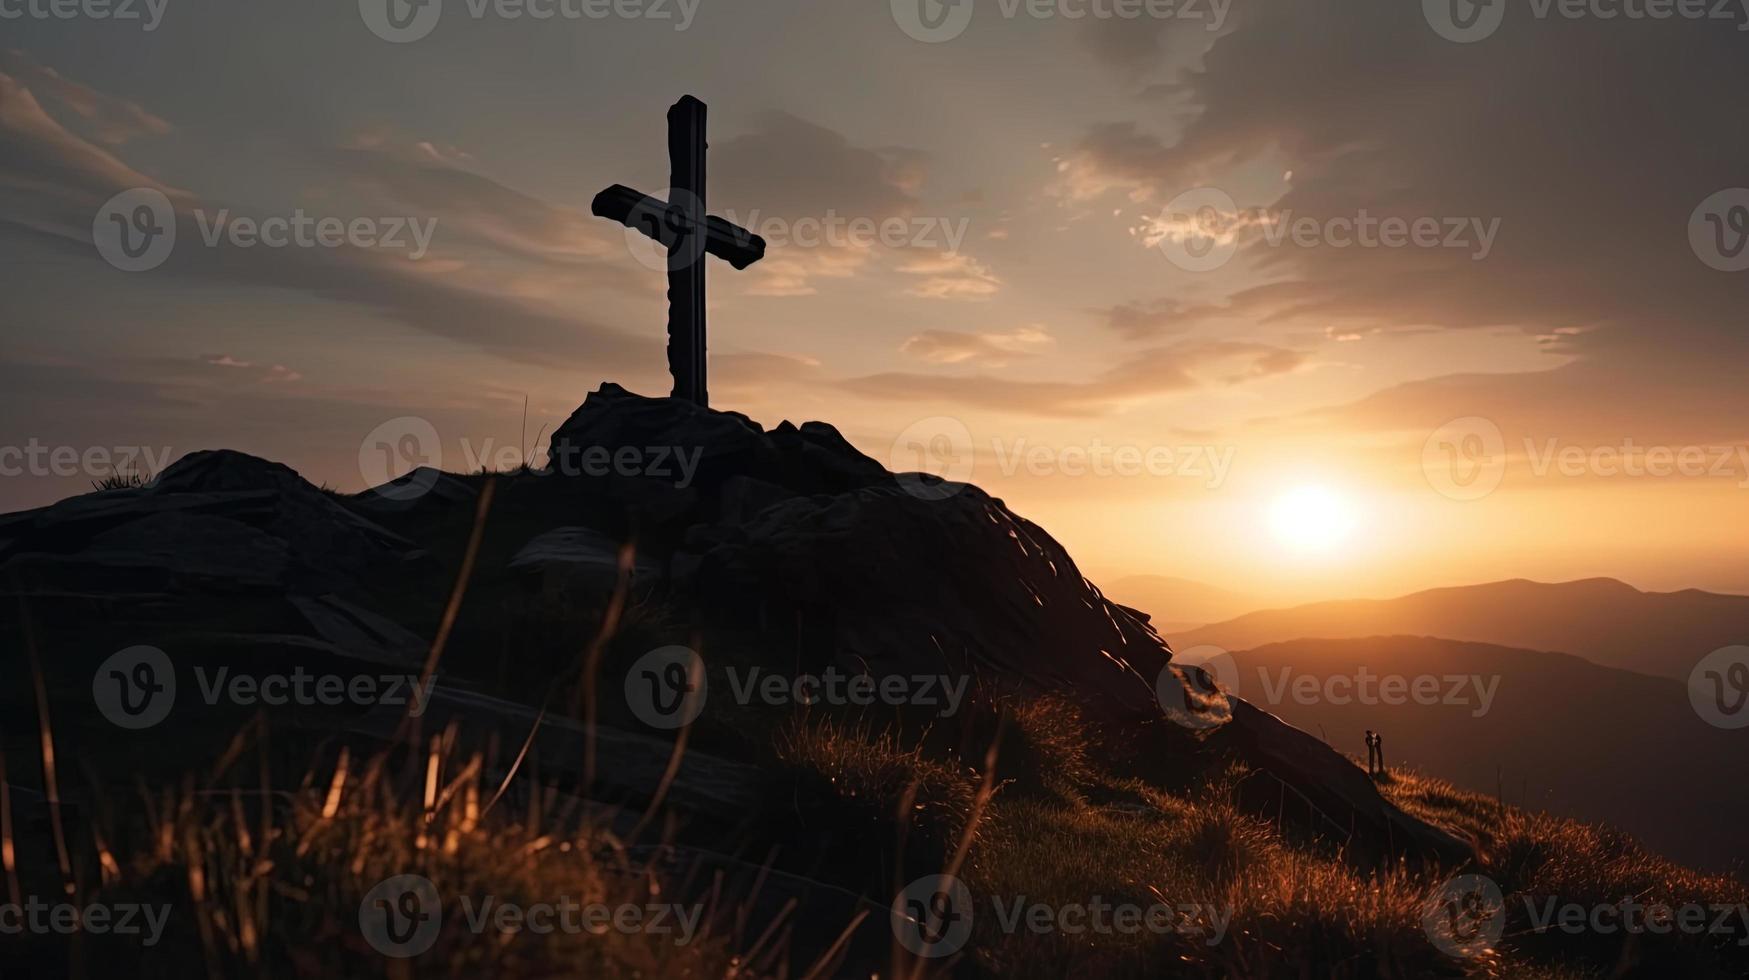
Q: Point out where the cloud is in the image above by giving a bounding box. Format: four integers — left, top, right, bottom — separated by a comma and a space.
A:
846, 340, 1304, 416
199, 353, 301, 382
894, 248, 1000, 299
1080, 18, 1174, 71
713, 111, 927, 222
1055, 3, 1746, 341
329, 143, 626, 270
1052, 121, 1177, 204
348, 128, 477, 168
1225, 344, 1304, 382
711, 351, 825, 392
1050, 0, 1749, 447
704, 112, 999, 300
1287, 349, 1749, 451
740, 244, 871, 297
0, 68, 656, 372
0, 71, 185, 224
1095, 300, 1189, 339
900, 325, 1054, 365
2, 50, 172, 146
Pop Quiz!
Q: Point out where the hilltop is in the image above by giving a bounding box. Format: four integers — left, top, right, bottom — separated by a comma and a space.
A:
0, 384, 1742, 977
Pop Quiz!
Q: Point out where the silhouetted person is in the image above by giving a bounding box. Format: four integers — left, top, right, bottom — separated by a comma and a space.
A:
1364, 730, 1388, 778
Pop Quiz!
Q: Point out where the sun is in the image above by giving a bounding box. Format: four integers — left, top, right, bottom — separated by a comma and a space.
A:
1267, 485, 1358, 555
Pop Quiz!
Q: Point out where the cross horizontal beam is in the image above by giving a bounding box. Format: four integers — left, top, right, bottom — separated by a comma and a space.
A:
592, 183, 767, 270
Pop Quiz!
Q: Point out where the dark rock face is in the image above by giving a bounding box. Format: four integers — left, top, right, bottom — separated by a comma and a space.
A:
547, 382, 890, 508
544, 383, 1469, 866
509, 526, 663, 596
0, 450, 433, 726
549, 383, 1170, 717
697, 483, 1171, 719
1206, 672, 1472, 865
0, 449, 419, 599
2, 385, 1471, 870
351, 466, 479, 515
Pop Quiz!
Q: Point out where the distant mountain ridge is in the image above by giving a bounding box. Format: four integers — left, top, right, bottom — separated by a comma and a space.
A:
1184, 635, 1749, 872
1103, 574, 1259, 632
1167, 577, 1749, 680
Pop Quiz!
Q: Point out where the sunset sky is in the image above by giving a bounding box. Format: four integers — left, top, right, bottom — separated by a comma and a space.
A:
3, 0, 1747, 605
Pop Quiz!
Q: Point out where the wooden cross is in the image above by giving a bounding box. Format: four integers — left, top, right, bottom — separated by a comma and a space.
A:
592, 95, 766, 407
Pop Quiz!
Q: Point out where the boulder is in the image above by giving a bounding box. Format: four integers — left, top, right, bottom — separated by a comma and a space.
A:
0, 452, 435, 729
696, 482, 1171, 719
0, 450, 420, 598
545, 383, 890, 525
351, 466, 480, 514
507, 526, 663, 596
289, 594, 430, 667
1204, 670, 1473, 866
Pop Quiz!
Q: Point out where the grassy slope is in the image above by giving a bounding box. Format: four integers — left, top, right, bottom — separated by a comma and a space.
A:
20, 645, 1749, 978
13, 475, 1745, 978
778, 699, 1749, 979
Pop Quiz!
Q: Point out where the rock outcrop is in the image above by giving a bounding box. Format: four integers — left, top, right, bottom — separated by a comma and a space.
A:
548, 383, 1170, 716
1, 384, 1470, 870
0, 450, 434, 719
546, 384, 1471, 865
0, 449, 421, 600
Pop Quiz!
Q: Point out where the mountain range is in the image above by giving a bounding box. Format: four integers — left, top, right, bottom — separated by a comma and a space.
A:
1171, 635, 1748, 871
1166, 577, 1749, 680
1102, 574, 1260, 633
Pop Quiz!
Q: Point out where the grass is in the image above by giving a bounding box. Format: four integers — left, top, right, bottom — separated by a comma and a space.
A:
7, 736, 861, 978
15, 625, 1748, 978
90, 469, 151, 491
1380, 768, 1749, 974
13, 474, 1746, 978
759, 701, 1749, 979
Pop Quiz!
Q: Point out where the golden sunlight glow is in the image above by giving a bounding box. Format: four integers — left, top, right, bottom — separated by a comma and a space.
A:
1267, 485, 1358, 555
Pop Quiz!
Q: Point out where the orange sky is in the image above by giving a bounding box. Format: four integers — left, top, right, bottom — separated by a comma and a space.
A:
3, 5, 1747, 606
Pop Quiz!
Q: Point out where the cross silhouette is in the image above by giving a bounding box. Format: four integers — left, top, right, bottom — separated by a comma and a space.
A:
592, 95, 766, 407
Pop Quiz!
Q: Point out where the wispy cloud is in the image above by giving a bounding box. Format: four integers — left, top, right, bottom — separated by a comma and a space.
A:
847, 340, 1304, 416
900, 325, 1053, 365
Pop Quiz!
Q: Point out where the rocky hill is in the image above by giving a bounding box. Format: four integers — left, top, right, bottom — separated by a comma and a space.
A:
0, 384, 1461, 865
9, 384, 1746, 977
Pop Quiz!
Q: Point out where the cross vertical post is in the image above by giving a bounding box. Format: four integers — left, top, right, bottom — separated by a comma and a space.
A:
592, 96, 765, 408
668, 95, 708, 406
